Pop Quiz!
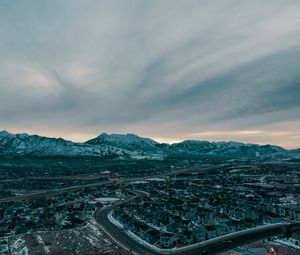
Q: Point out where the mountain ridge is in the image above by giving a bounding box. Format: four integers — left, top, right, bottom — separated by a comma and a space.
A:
0, 130, 298, 159
0, 130, 128, 158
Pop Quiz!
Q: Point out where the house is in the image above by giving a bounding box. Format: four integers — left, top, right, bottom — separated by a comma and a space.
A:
245, 208, 259, 220
205, 225, 217, 239
179, 230, 194, 245
166, 222, 178, 233
242, 218, 256, 228
146, 228, 160, 244
216, 213, 231, 224
264, 212, 282, 224
214, 224, 228, 236
226, 220, 239, 232
127, 218, 139, 230
160, 232, 176, 247
295, 210, 300, 221
169, 215, 182, 226
182, 219, 192, 228
199, 209, 216, 225
199, 199, 211, 209
157, 211, 169, 226
139, 225, 160, 244
190, 225, 207, 242
118, 213, 133, 226
231, 208, 247, 219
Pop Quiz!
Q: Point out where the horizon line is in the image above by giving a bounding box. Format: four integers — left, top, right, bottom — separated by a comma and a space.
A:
1, 129, 299, 150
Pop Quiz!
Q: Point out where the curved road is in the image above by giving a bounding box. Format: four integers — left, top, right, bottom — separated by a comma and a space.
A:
94, 204, 300, 255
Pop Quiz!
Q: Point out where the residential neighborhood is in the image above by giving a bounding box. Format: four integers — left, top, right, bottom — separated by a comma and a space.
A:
113, 164, 300, 248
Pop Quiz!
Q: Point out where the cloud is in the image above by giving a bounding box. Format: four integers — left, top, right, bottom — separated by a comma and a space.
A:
0, 1, 300, 147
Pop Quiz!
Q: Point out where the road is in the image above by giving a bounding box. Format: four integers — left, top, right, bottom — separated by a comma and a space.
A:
94, 203, 300, 255
0, 163, 240, 204
94, 203, 159, 255
0, 164, 209, 204
0, 180, 115, 203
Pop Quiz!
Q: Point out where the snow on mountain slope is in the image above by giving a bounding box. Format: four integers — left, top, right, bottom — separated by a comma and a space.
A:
169, 140, 287, 157
0, 131, 126, 157
0, 130, 294, 159
85, 133, 160, 152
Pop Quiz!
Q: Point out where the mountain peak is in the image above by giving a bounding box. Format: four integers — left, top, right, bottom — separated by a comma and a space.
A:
0, 130, 11, 136
86, 133, 159, 152
88, 133, 157, 143
98, 132, 109, 138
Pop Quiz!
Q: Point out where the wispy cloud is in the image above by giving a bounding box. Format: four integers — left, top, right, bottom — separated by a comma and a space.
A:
0, 1, 300, 148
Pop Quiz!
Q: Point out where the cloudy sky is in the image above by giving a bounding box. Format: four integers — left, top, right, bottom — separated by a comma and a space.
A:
0, 1, 300, 148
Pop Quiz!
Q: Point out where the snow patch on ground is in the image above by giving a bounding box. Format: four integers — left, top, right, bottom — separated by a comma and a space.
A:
87, 222, 112, 245
94, 197, 120, 203
145, 178, 165, 182
36, 235, 50, 253
87, 223, 103, 237
129, 180, 148, 184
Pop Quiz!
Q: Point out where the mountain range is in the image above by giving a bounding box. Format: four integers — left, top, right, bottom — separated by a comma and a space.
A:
0, 130, 299, 159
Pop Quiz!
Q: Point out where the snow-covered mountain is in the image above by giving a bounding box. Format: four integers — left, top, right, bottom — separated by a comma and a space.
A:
85, 133, 165, 159
169, 140, 287, 157
86, 133, 160, 152
0, 131, 127, 157
0, 130, 297, 159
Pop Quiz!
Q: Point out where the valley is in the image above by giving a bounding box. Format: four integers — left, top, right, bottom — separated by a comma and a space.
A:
0, 155, 299, 255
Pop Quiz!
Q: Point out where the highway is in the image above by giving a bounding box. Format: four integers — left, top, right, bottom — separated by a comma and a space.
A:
0, 163, 238, 204
0, 164, 212, 204
0, 180, 115, 203
94, 203, 300, 255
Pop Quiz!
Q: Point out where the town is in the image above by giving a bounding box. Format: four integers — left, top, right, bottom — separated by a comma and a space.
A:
113, 163, 300, 249
0, 157, 299, 254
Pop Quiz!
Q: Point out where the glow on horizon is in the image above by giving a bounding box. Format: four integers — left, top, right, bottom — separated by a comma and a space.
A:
2, 127, 299, 149
153, 130, 300, 149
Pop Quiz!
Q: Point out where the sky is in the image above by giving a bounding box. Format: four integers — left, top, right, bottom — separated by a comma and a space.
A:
0, 1, 300, 148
